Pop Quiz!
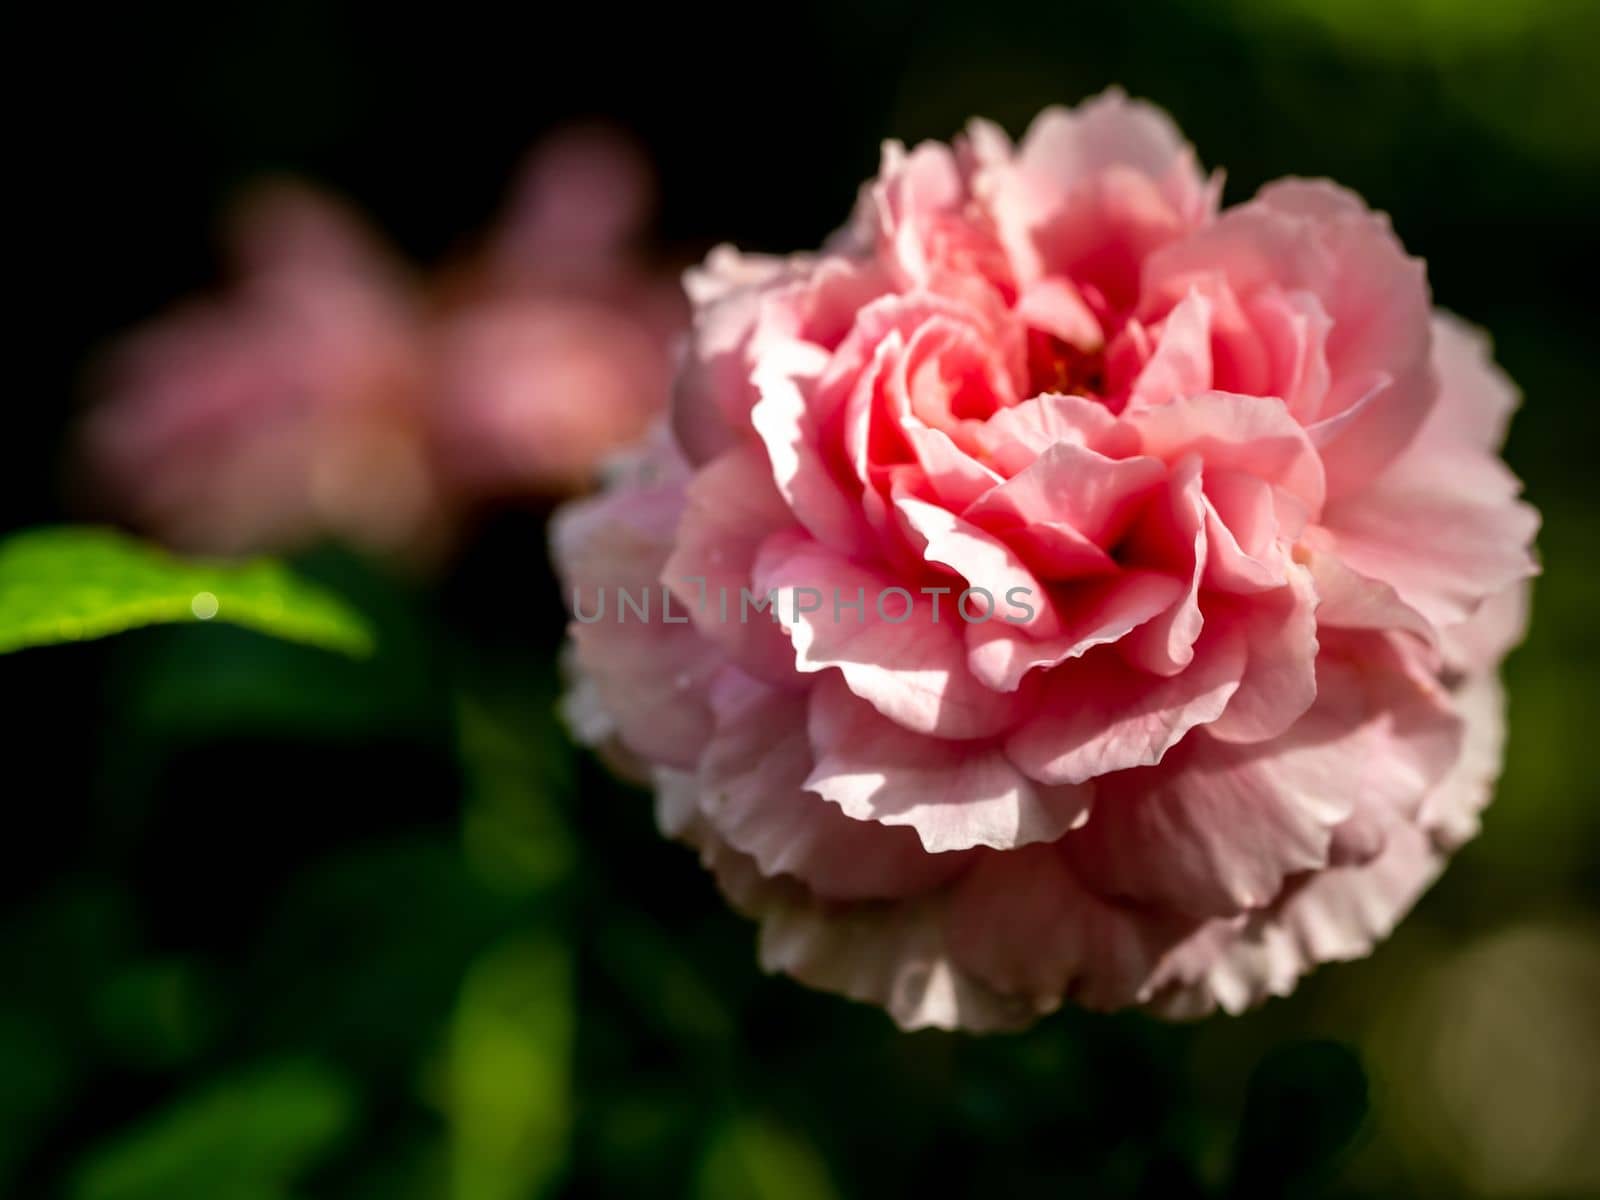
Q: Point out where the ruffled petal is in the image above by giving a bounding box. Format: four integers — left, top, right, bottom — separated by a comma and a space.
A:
1204, 562, 1320, 744
697, 671, 967, 900
753, 530, 1025, 738
1063, 680, 1365, 917
1005, 620, 1247, 785
661, 443, 801, 681
551, 446, 718, 769
805, 674, 1091, 852
945, 843, 1196, 1012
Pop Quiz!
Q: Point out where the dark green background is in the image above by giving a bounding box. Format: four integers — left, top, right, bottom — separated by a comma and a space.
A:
8, 1, 1599, 1195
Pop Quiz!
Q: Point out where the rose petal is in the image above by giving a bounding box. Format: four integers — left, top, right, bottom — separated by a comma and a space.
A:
1005, 620, 1247, 785
1125, 289, 1213, 411
661, 443, 800, 681
805, 674, 1091, 852
1064, 682, 1364, 918
697, 671, 967, 900
753, 530, 1024, 738
945, 843, 1196, 1012
1204, 562, 1319, 745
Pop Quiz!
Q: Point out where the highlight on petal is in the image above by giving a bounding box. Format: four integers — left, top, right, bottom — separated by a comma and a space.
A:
753, 530, 1024, 739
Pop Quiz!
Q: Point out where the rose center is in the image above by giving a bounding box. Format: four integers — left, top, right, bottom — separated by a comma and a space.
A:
1026, 329, 1107, 404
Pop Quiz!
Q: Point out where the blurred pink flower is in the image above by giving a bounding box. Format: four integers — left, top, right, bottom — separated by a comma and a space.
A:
553, 92, 1540, 1029
431, 126, 685, 502
82, 125, 685, 559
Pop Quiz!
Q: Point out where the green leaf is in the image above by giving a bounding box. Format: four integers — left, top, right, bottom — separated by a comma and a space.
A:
69, 1059, 357, 1200
0, 527, 373, 656
446, 935, 575, 1200
694, 1116, 838, 1200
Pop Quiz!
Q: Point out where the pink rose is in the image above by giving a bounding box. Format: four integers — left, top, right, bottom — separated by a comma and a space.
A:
83, 126, 685, 559
431, 125, 686, 503
554, 91, 1539, 1029
83, 182, 444, 558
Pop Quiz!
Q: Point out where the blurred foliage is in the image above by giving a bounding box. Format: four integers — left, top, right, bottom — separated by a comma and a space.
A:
694, 1116, 838, 1200
1204, 0, 1600, 168
68, 1060, 356, 1200
0, 527, 373, 657
8, 0, 1600, 1197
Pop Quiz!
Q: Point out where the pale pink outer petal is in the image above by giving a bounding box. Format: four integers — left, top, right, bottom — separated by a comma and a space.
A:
673, 251, 887, 464
1016, 89, 1209, 197
1440, 581, 1531, 677
661, 766, 1036, 1031
1318, 453, 1538, 632
1063, 675, 1367, 918
1420, 672, 1508, 848
1145, 670, 1506, 1015
804, 674, 1091, 853
557, 643, 649, 785
1316, 308, 1539, 631
660, 444, 800, 682
1315, 636, 1463, 866
1422, 311, 1520, 454
695, 671, 967, 901
944, 843, 1194, 1013
754, 889, 1037, 1031
549, 443, 717, 770
1298, 529, 1437, 646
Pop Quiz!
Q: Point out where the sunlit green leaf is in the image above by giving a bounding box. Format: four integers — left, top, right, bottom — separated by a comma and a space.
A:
0, 527, 373, 656
446, 935, 575, 1200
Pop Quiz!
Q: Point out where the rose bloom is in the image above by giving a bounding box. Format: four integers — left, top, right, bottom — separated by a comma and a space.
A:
83, 126, 684, 560
554, 92, 1539, 1030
